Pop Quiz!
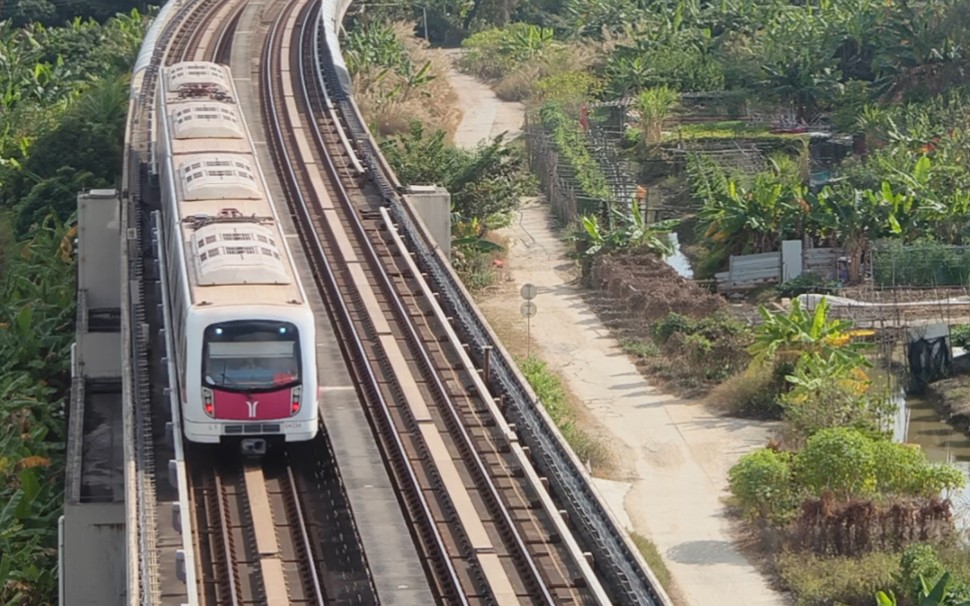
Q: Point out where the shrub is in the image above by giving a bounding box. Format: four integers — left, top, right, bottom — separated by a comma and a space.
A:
952, 324, 970, 350
795, 428, 878, 498
652, 312, 693, 344
621, 338, 661, 359
776, 272, 841, 298
793, 428, 964, 500
777, 550, 901, 606
707, 363, 784, 419
651, 312, 752, 384
899, 543, 970, 604
459, 23, 557, 81
899, 543, 948, 603
781, 354, 891, 440
728, 448, 799, 523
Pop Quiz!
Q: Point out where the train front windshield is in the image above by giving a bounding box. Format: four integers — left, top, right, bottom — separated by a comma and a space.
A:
202, 320, 301, 391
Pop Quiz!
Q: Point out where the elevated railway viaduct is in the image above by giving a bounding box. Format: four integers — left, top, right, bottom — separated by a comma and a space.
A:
59, 1, 673, 604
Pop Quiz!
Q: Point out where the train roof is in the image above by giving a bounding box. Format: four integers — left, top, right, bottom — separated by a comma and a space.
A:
159, 62, 305, 308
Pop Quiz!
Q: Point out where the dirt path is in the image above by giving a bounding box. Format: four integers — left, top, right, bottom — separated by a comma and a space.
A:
442, 58, 790, 605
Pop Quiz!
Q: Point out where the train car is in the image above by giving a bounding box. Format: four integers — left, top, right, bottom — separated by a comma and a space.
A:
154, 61, 318, 453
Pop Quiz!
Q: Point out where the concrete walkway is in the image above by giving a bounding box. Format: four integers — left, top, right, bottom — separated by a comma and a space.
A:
442, 57, 790, 606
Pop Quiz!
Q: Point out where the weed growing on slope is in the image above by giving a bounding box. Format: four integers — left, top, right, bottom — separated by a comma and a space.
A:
517, 355, 610, 471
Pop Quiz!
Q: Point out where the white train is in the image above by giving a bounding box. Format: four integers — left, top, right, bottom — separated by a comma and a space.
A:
154, 61, 318, 451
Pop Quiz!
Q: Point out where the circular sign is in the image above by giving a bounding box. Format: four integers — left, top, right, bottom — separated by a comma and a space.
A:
520, 283, 538, 301
520, 301, 537, 318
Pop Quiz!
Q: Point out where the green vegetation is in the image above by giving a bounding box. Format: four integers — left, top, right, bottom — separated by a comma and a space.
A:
347, 0, 970, 602
622, 312, 751, 394
629, 532, 675, 596
778, 550, 901, 606
341, 19, 456, 137
517, 356, 609, 470
379, 122, 533, 288
538, 103, 611, 203
0, 9, 147, 601
0, 219, 75, 603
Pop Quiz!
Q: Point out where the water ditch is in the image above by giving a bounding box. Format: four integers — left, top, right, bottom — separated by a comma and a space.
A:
885, 373, 970, 528
665, 232, 693, 279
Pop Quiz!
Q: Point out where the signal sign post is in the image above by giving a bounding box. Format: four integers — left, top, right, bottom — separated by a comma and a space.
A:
520, 284, 538, 357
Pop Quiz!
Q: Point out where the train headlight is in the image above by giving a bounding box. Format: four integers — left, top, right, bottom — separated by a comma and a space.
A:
202, 387, 214, 417
290, 385, 302, 416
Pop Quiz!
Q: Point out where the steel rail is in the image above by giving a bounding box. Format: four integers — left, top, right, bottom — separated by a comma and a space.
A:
208, 1, 245, 64
312, 14, 672, 605
297, 4, 577, 603
283, 465, 325, 604
261, 2, 468, 602
212, 472, 242, 605
300, 11, 562, 605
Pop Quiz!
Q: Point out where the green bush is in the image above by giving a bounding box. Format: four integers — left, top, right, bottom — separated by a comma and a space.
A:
793, 428, 964, 500
900, 543, 947, 603
652, 312, 693, 344
650, 312, 752, 384
459, 23, 557, 80
777, 550, 901, 606
951, 325, 970, 350
898, 543, 970, 604
708, 363, 785, 419
777, 272, 841, 298
728, 448, 798, 522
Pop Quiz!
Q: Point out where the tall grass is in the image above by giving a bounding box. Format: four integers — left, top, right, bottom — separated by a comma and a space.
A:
348, 21, 460, 138
630, 532, 676, 596
517, 356, 610, 470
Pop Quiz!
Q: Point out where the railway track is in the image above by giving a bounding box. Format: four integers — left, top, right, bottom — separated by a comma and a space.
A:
191, 451, 325, 605
128, 2, 377, 603
262, 1, 605, 603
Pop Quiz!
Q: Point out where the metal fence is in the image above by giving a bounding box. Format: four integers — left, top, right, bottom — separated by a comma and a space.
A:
524, 113, 610, 225
872, 241, 970, 287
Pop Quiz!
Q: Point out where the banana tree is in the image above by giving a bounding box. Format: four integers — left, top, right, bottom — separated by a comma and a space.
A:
574, 203, 678, 258
698, 172, 804, 257
877, 572, 970, 606
810, 181, 912, 283
636, 86, 679, 145
749, 297, 867, 370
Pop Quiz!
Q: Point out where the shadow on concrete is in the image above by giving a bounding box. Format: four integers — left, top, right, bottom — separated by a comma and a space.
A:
666, 540, 746, 565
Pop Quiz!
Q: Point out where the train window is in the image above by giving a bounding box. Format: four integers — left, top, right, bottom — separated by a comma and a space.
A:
202, 321, 301, 392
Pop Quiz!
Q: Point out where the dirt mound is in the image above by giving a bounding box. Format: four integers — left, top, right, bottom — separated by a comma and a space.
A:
589, 251, 724, 324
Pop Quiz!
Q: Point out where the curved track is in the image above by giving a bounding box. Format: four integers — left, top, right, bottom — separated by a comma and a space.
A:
262, 0, 603, 603
135, 2, 378, 603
